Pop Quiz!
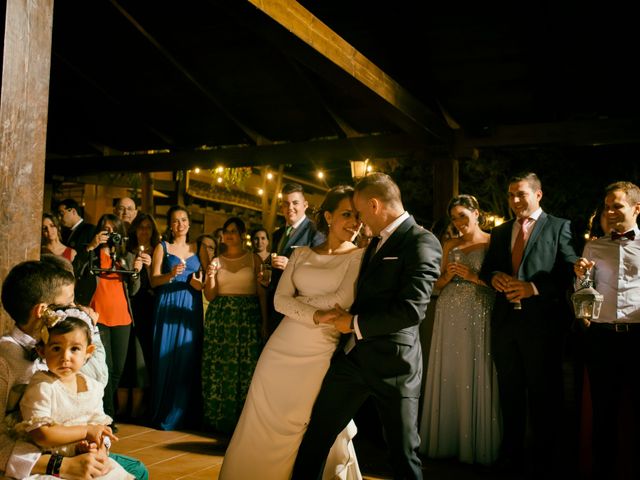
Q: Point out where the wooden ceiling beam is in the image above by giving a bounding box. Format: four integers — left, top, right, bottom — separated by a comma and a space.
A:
455, 117, 640, 150
46, 133, 427, 175
216, 0, 452, 143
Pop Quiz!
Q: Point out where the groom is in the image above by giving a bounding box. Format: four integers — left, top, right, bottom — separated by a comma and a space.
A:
292, 173, 442, 480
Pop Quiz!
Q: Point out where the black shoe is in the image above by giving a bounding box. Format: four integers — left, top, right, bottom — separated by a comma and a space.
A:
109, 423, 119, 434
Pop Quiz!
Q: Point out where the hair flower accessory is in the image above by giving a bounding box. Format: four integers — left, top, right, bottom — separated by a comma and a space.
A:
40, 307, 94, 344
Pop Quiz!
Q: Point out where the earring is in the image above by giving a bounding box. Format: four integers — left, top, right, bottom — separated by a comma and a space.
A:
328, 223, 331, 228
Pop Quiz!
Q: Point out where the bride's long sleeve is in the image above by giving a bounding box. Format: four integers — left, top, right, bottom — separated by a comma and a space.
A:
274, 248, 363, 324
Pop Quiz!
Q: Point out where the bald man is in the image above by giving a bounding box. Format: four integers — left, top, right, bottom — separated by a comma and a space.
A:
114, 197, 138, 228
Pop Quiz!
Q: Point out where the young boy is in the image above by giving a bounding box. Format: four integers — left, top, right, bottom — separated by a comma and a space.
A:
0, 260, 148, 479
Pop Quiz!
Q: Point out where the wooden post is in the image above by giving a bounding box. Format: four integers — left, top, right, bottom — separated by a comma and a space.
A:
432, 155, 459, 223
265, 165, 284, 234
0, 0, 54, 331
141, 172, 154, 214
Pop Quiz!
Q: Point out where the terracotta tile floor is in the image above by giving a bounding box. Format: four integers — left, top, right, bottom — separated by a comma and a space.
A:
111, 423, 482, 480
110, 423, 225, 479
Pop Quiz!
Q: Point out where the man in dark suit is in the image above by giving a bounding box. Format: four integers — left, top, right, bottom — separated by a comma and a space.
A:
267, 183, 324, 335
292, 173, 441, 480
56, 198, 95, 253
479, 172, 578, 474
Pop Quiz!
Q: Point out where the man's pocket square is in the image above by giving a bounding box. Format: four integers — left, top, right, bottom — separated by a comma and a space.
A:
383, 256, 399, 260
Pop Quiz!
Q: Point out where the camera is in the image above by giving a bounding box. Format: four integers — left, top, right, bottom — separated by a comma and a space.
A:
106, 232, 125, 246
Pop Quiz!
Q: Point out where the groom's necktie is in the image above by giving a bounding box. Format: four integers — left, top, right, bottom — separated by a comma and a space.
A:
363, 236, 381, 265
277, 225, 293, 255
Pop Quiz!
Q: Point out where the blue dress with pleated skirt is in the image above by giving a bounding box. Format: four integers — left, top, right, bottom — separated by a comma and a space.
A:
151, 241, 203, 430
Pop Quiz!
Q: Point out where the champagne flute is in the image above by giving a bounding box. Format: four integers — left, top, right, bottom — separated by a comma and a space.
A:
450, 248, 463, 282
259, 262, 271, 285
210, 257, 220, 271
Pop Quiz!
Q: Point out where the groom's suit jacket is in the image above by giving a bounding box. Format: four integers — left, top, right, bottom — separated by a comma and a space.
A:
349, 215, 441, 397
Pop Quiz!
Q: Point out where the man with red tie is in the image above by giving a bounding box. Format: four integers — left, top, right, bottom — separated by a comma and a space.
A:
574, 181, 640, 478
479, 172, 578, 475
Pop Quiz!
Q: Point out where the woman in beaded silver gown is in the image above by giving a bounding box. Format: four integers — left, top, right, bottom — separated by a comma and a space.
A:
419, 195, 501, 465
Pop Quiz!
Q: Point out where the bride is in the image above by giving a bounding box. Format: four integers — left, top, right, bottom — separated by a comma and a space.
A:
219, 185, 364, 480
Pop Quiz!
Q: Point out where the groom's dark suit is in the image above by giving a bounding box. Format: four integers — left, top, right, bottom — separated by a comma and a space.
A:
292, 215, 441, 480
479, 211, 577, 468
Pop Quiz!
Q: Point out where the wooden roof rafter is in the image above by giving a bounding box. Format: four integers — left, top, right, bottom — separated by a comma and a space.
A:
216, 0, 453, 143
110, 0, 269, 146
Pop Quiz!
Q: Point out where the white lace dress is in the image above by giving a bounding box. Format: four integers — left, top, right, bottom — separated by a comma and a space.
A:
219, 246, 364, 480
18, 371, 133, 480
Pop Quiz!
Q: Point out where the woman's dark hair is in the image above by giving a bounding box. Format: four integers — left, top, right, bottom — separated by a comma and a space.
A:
94, 213, 128, 258
223, 217, 246, 236
41, 213, 62, 244
165, 205, 191, 243
213, 227, 226, 256
588, 204, 606, 239
127, 212, 161, 252
250, 227, 269, 241
196, 233, 216, 268
314, 185, 355, 235
447, 194, 486, 236
44, 316, 93, 345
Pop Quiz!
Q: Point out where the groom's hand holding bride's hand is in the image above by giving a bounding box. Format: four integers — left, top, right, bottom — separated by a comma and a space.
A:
315, 304, 354, 334
313, 309, 339, 325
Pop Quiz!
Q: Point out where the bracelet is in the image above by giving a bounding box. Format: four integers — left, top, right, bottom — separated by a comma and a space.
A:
46, 453, 63, 477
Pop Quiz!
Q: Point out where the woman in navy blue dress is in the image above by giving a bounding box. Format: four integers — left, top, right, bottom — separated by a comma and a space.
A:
150, 205, 205, 430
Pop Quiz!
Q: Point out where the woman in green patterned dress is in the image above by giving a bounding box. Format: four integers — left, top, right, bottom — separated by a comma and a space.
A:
202, 217, 267, 433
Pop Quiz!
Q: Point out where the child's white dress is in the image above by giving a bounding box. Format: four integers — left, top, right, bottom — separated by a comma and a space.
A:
17, 371, 133, 480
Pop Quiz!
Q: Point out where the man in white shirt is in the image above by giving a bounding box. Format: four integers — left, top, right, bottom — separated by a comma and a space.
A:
57, 198, 95, 253
574, 180, 640, 478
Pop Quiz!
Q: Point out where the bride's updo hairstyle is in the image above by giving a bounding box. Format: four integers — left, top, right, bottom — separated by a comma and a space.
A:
447, 194, 486, 236
314, 185, 355, 235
